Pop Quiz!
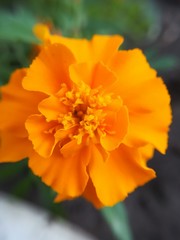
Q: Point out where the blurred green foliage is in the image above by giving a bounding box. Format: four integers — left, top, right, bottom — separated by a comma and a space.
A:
0, 9, 37, 43
0, 0, 178, 85
145, 48, 179, 72
83, 0, 160, 40
0, 0, 161, 39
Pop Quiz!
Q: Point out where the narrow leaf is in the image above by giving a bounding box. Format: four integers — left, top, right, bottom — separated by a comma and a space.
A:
101, 202, 133, 240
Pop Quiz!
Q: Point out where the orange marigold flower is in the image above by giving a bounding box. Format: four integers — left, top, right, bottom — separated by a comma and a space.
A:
0, 24, 172, 207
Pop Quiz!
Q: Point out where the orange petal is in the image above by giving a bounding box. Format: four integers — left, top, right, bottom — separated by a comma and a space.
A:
69, 61, 117, 89
108, 49, 172, 153
59, 34, 123, 63
124, 103, 172, 154
107, 49, 157, 97
54, 193, 74, 202
83, 179, 104, 208
88, 144, 155, 206
38, 95, 67, 121
34, 25, 90, 63
0, 130, 32, 162
34, 24, 123, 63
23, 43, 75, 95
55, 37, 90, 63
0, 69, 43, 162
139, 144, 155, 162
104, 98, 123, 112
60, 139, 82, 159
33, 23, 51, 42
123, 78, 171, 153
25, 114, 58, 158
28, 146, 89, 199
122, 77, 170, 113
90, 34, 124, 63
100, 106, 129, 151
0, 69, 44, 138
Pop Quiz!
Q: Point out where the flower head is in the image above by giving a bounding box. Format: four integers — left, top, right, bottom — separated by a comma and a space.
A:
0, 24, 172, 207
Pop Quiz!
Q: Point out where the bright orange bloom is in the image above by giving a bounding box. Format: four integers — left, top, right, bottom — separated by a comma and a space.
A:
0, 24, 172, 207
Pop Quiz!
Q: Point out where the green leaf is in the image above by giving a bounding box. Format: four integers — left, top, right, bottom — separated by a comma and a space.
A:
0, 160, 27, 183
101, 202, 133, 240
30, 173, 65, 216
0, 9, 38, 43
11, 176, 32, 198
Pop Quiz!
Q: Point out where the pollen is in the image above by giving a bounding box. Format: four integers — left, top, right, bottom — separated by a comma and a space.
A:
58, 83, 113, 144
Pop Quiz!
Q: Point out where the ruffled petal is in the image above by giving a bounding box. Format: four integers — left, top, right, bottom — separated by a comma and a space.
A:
88, 144, 155, 206
54, 193, 74, 202
38, 95, 67, 121
23, 43, 75, 95
25, 114, 58, 158
107, 49, 157, 96
69, 61, 117, 89
0, 69, 44, 163
0, 69, 44, 137
0, 131, 32, 162
29, 146, 90, 199
60, 34, 123, 63
33, 23, 52, 42
125, 78, 171, 154
100, 106, 129, 151
124, 104, 172, 154
34, 24, 123, 63
108, 49, 172, 153
139, 144, 155, 162
83, 179, 103, 208
90, 34, 123, 63
60, 139, 82, 159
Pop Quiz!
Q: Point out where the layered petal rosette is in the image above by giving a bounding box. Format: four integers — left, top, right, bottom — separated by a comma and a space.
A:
0, 24, 172, 207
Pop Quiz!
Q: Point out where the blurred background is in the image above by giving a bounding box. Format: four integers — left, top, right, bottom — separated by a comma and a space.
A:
0, 0, 180, 239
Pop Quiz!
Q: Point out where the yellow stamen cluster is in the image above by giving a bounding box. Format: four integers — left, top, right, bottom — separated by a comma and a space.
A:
57, 83, 112, 144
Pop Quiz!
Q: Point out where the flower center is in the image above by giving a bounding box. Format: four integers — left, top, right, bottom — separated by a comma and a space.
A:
57, 83, 112, 144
